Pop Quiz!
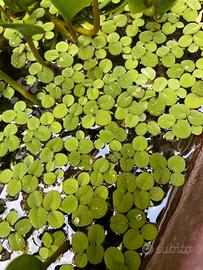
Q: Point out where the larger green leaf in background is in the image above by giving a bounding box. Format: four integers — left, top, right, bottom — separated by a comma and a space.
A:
3, 0, 34, 12
0, 23, 45, 39
0, 23, 47, 68
6, 255, 45, 270
128, 0, 150, 13
128, 0, 179, 15
154, 0, 179, 15
50, 0, 92, 21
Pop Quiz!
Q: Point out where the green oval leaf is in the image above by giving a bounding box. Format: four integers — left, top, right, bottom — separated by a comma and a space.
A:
6, 255, 44, 270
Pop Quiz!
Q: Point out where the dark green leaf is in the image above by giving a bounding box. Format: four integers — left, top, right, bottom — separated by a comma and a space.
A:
50, 0, 92, 21
154, 0, 178, 15
3, 0, 34, 12
128, 0, 150, 13
6, 255, 44, 270
0, 23, 45, 40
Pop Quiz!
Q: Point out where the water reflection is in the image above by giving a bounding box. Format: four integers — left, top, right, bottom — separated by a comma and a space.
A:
147, 191, 171, 223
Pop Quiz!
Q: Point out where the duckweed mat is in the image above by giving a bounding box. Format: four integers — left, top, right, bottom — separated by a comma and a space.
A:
0, 0, 203, 269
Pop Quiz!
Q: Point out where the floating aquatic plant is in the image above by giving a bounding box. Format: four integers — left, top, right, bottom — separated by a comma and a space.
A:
0, 0, 203, 269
